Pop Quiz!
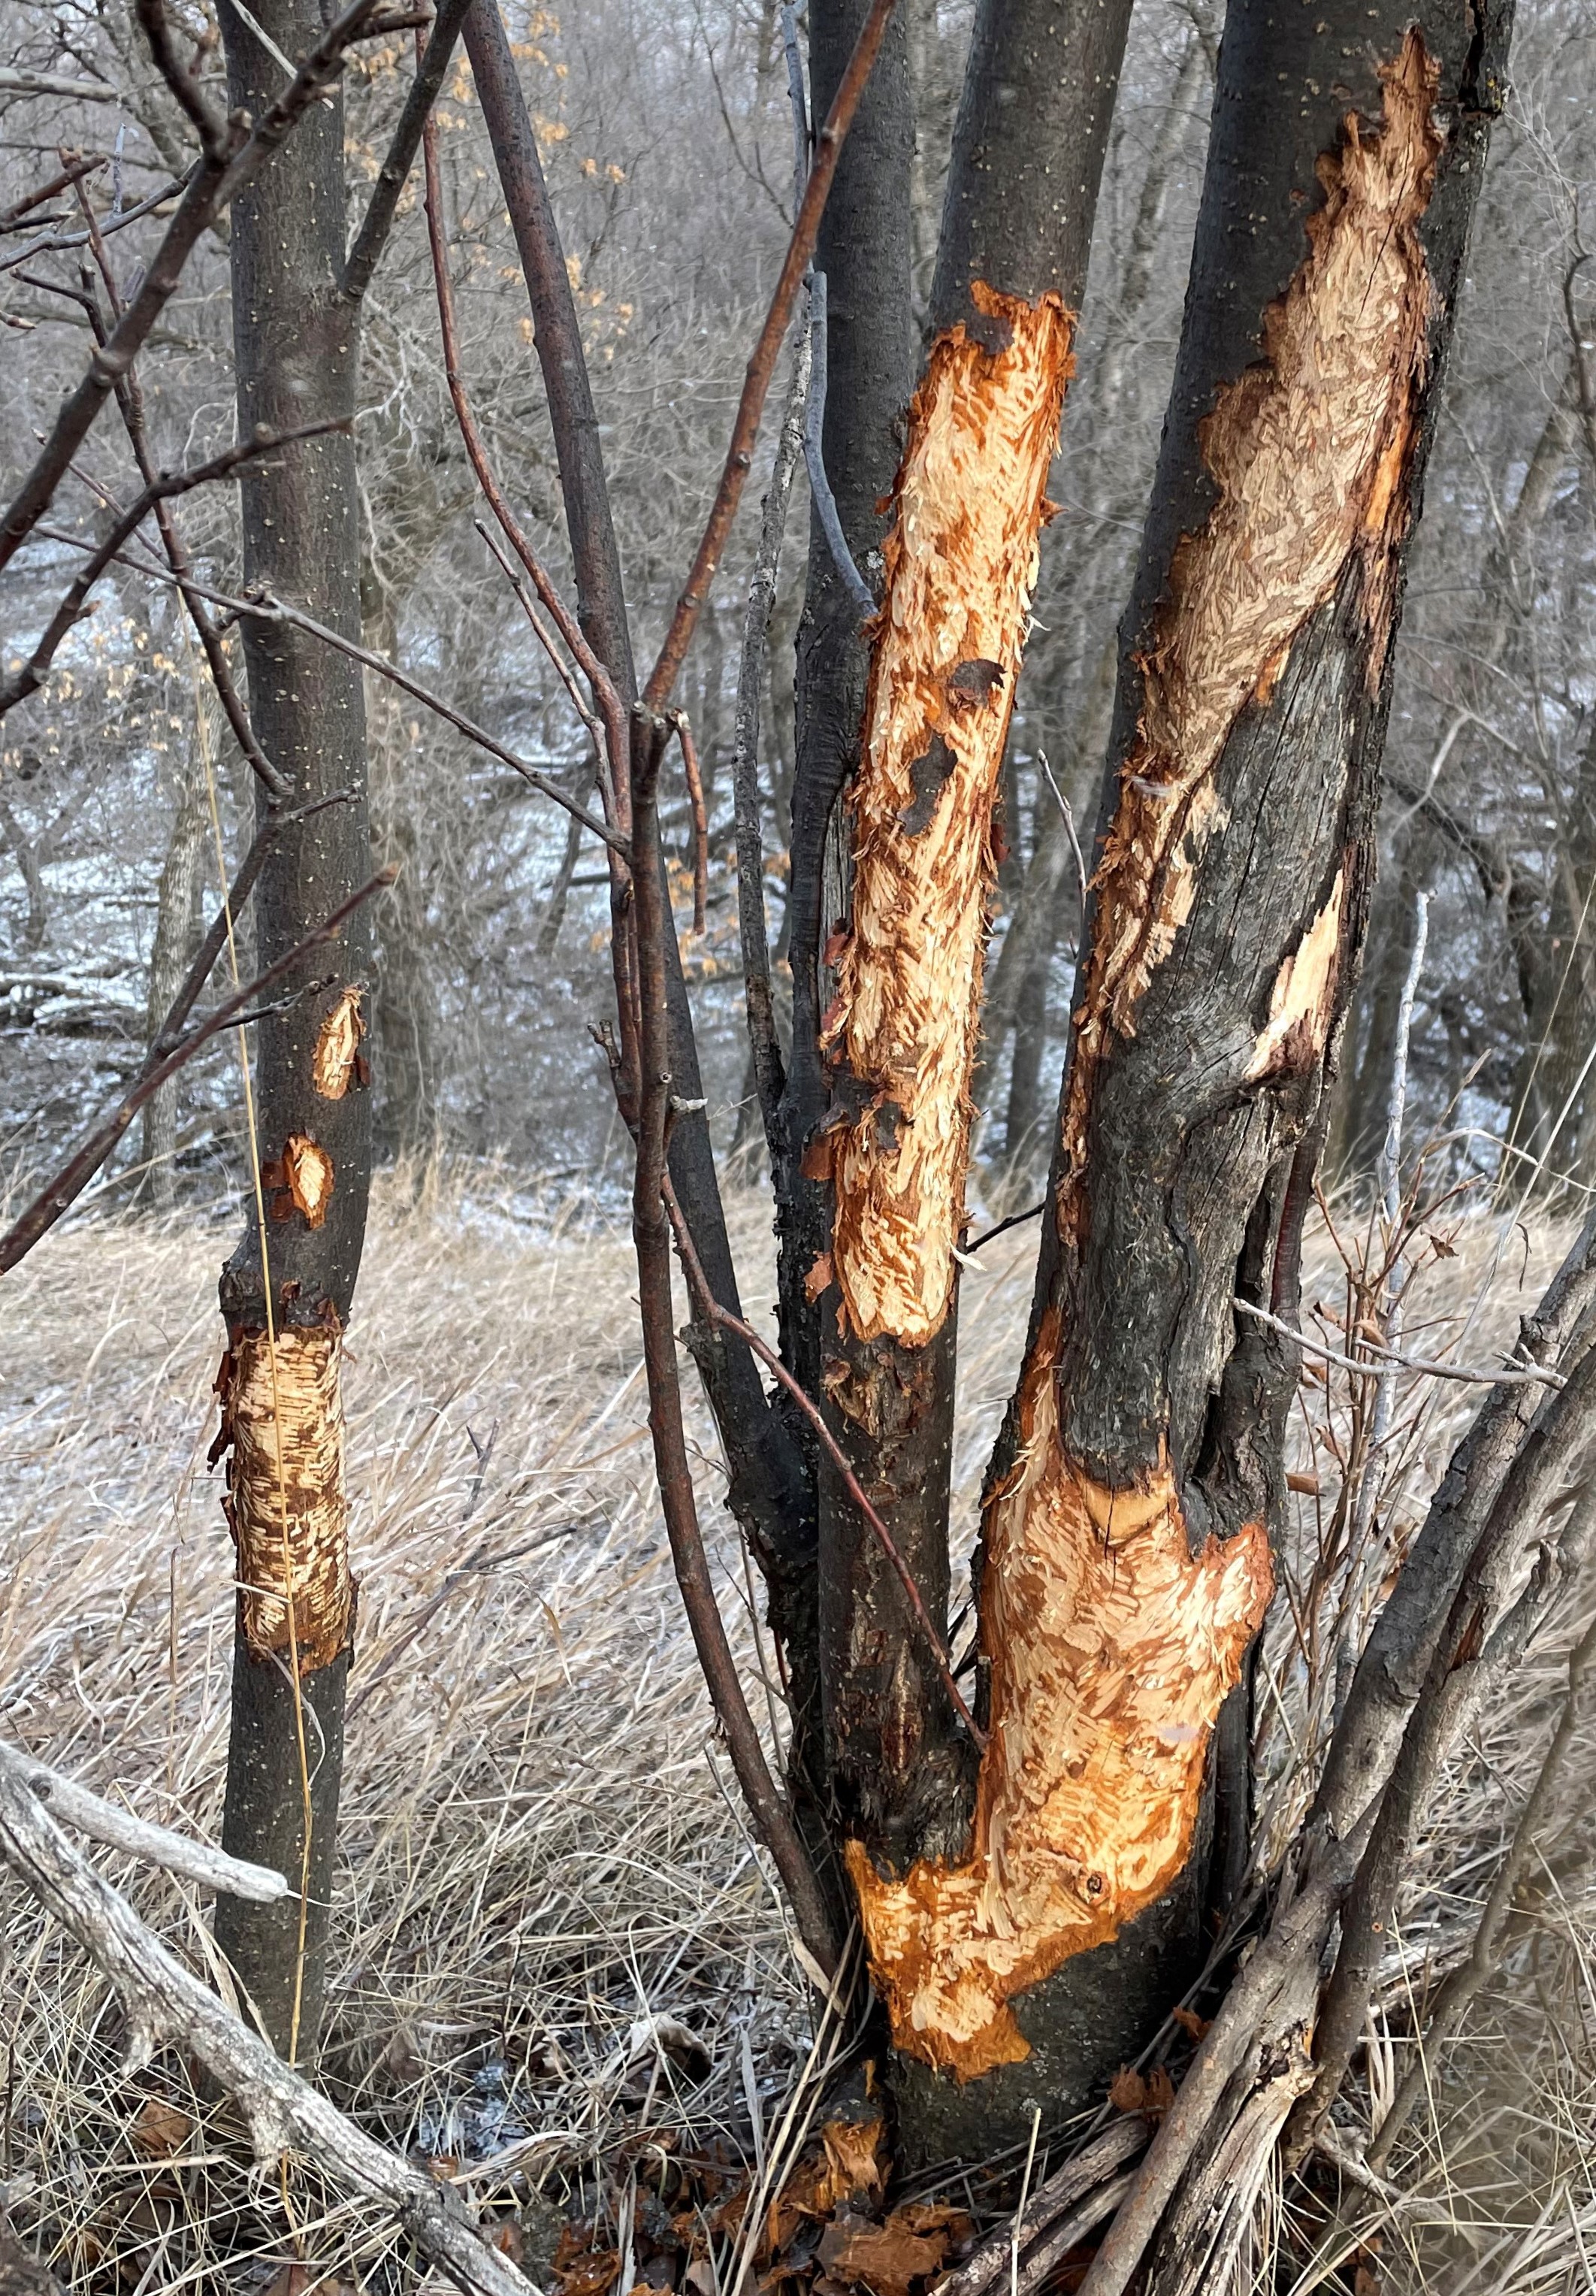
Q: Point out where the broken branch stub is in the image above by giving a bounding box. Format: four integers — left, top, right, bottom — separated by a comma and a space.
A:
216, 1328, 353, 1675
820, 283, 1074, 1348
847, 35, 1443, 2082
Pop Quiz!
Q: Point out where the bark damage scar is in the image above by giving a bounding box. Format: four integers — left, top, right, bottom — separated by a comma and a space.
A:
282, 1133, 334, 1229
215, 1327, 352, 1673
312, 987, 365, 1100
821, 283, 1075, 1347
1247, 870, 1344, 1081
846, 1319, 1272, 2080
1056, 32, 1440, 1247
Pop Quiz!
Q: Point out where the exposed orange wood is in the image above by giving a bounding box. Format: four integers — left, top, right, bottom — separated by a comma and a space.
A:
217, 1329, 352, 1674
820, 283, 1075, 1347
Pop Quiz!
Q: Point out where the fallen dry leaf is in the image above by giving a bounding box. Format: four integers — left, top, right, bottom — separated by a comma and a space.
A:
1108, 2065, 1175, 2119
817, 2212, 951, 2296
128, 2097, 192, 2159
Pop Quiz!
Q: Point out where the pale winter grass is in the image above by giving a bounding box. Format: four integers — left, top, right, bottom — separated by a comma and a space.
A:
1, 1170, 1593, 2291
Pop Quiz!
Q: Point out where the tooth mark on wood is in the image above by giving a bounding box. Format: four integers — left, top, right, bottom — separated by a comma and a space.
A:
824, 281, 1076, 1348
214, 1328, 352, 1674
312, 986, 364, 1099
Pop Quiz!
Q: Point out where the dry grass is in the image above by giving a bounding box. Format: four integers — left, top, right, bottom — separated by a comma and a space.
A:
1, 1169, 1594, 2292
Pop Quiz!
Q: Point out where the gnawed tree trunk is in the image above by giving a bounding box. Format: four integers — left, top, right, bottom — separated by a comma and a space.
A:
780, 0, 920, 1888
213, 0, 372, 2060
849, 0, 1506, 2149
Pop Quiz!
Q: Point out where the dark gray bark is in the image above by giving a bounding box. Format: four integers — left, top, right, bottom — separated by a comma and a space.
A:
780, 0, 920, 1879
920, 0, 1513, 2144
796, 0, 1132, 1896
214, 0, 372, 2059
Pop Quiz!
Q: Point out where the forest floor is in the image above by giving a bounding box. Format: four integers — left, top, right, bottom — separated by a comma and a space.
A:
2, 1172, 1594, 2294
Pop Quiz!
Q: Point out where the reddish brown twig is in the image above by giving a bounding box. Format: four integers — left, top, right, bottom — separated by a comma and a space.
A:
0, 862, 393, 1276
0, 152, 106, 231
643, 0, 898, 710
419, 91, 630, 817
340, 0, 474, 303
660, 1173, 987, 1752
631, 709, 839, 1974
420, 77, 639, 1102
670, 710, 709, 933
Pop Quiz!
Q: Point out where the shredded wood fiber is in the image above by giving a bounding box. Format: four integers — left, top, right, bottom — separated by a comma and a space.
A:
821, 282, 1075, 1348
217, 1327, 352, 1674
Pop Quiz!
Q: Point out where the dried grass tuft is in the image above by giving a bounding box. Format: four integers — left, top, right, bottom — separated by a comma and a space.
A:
1, 1173, 1593, 2291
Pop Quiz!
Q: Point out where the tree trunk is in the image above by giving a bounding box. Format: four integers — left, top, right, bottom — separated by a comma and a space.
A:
213, 0, 372, 2062
848, 0, 1508, 2151
803, 0, 1133, 1883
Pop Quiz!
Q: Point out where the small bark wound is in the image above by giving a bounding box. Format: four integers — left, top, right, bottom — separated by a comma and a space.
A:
312, 987, 365, 1100
818, 283, 1075, 1346
847, 37, 1440, 2080
283, 1134, 334, 1229
215, 1327, 352, 1674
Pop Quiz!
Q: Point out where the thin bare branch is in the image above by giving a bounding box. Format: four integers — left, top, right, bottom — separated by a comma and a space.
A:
0, 421, 346, 722
0, 66, 120, 102
730, 327, 807, 1148
32, 529, 627, 855
661, 1174, 987, 1753
1231, 1296, 1565, 1389
630, 712, 839, 1975
670, 710, 710, 933
340, 0, 476, 306
0, 864, 394, 1275
0, 0, 385, 574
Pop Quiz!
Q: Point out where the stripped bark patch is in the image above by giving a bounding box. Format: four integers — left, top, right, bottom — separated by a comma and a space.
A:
1056, 32, 1440, 1245
1247, 870, 1344, 1081
216, 1327, 352, 1673
822, 283, 1075, 1347
311, 986, 364, 1099
847, 1320, 1271, 2080
283, 1133, 334, 1229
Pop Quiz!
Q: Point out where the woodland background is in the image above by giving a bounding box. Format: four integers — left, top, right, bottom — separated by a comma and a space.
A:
4, 0, 1594, 1212
5, 2, 1596, 2292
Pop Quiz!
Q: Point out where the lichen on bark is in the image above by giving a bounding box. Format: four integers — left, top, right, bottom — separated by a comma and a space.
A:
216, 1327, 352, 1674
818, 282, 1075, 1348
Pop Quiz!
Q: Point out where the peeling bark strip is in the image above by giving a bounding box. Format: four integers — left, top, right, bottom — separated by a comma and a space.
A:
849, 1313, 1272, 2080
1059, 31, 1439, 1242
846, 34, 1443, 2085
821, 285, 1074, 1346
218, 1330, 352, 1675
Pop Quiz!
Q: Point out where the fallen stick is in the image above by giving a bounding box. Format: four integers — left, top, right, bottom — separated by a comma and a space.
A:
5, 1744, 286, 1903
0, 1744, 533, 2296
